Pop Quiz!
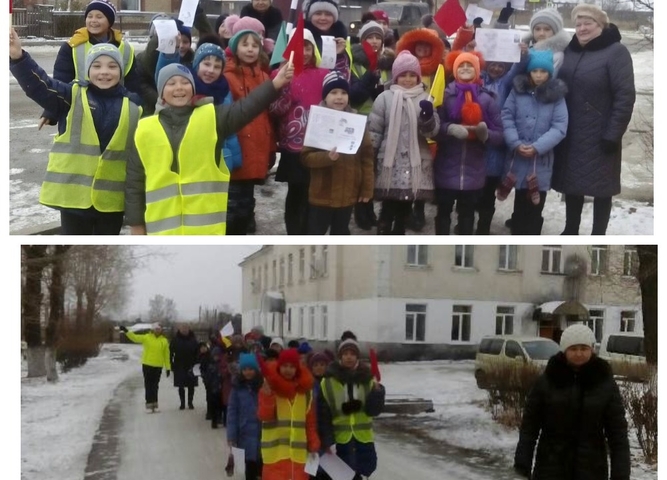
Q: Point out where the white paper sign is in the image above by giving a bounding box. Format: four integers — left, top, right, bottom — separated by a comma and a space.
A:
304, 453, 320, 476
220, 321, 234, 338
319, 36, 337, 70
153, 19, 179, 54
481, 0, 526, 10
511, 0, 526, 9
474, 28, 522, 63
303, 105, 368, 155
231, 447, 246, 474
192, 364, 201, 377
319, 453, 356, 480
178, 0, 198, 28
466, 4, 494, 26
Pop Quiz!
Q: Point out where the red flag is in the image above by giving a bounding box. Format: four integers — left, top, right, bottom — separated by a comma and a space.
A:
361, 41, 378, 72
283, 13, 304, 76
369, 348, 381, 382
434, 0, 467, 37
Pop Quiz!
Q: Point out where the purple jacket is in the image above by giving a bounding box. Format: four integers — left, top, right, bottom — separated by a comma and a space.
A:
433, 82, 503, 191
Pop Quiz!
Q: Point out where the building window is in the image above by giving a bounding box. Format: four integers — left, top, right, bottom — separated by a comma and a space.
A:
498, 245, 518, 270
586, 309, 604, 343
405, 304, 426, 342
452, 305, 471, 341
495, 306, 514, 335
299, 248, 305, 281
309, 306, 316, 338
251, 267, 257, 292
272, 259, 277, 288
322, 246, 328, 276
279, 257, 285, 287
407, 245, 428, 266
299, 307, 305, 336
541, 245, 562, 273
620, 311, 636, 332
310, 246, 317, 279
455, 245, 474, 268
321, 305, 328, 339
271, 312, 277, 334
590, 245, 608, 276
287, 308, 292, 334
623, 246, 639, 277
288, 254, 294, 285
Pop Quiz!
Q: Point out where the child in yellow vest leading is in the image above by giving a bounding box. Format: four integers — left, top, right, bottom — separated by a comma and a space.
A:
258, 348, 321, 480
120, 323, 171, 412
124, 60, 294, 235
318, 332, 385, 480
9, 29, 142, 235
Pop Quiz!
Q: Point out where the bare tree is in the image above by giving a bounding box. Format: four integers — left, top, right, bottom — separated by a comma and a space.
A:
44, 246, 72, 382
22, 245, 48, 378
149, 294, 178, 325
636, 245, 657, 365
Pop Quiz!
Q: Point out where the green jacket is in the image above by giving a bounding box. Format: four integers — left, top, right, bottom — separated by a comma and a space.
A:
125, 331, 171, 369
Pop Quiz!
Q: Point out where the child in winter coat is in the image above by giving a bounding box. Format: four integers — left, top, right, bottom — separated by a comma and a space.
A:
302, 0, 351, 79
523, 8, 571, 75
223, 29, 278, 235
227, 353, 264, 480
308, 352, 334, 480
318, 334, 385, 480
202, 346, 225, 428
498, 50, 568, 235
431, 51, 503, 235
368, 51, 438, 235
156, 37, 243, 173
395, 27, 447, 232
10, 31, 142, 235
300, 71, 375, 235
258, 349, 320, 480
270, 28, 330, 235
124, 55, 293, 235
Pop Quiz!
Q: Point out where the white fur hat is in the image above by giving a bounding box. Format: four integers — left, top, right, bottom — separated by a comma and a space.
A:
571, 4, 609, 28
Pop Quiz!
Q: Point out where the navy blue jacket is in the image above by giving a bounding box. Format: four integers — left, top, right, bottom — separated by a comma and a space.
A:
227, 374, 262, 462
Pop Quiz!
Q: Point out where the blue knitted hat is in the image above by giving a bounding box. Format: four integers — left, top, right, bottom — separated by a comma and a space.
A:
193, 43, 226, 73
239, 352, 260, 372
526, 49, 554, 77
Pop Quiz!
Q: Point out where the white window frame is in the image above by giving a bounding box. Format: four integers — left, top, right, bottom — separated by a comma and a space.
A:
287, 253, 294, 285
407, 245, 429, 266
590, 245, 608, 276
310, 246, 317, 280
586, 309, 605, 343
455, 245, 474, 268
495, 306, 514, 335
321, 305, 328, 339
299, 307, 305, 336
322, 246, 328, 276
541, 245, 562, 274
279, 257, 285, 287
272, 259, 277, 288
623, 246, 639, 277
309, 306, 316, 338
498, 245, 518, 271
405, 304, 427, 342
287, 308, 292, 334
299, 248, 305, 282
620, 311, 636, 332
451, 305, 472, 342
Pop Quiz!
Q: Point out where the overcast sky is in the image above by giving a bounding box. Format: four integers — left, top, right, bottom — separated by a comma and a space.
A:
126, 245, 261, 321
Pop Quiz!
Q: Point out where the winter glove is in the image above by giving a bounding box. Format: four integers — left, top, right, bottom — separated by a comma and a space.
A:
447, 124, 469, 140
419, 100, 434, 121
341, 399, 363, 415
498, 2, 515, 24
166, 370, 171, 378
601, 139, 619, 154
475, 122, 489, 143
119, 325, 128, 333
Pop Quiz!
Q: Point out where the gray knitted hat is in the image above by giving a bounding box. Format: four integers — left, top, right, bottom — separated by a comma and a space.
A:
303, 0, 340, 22
529, 8, 564, 35
338, 338, 361, 357
560, 324, 596, 352
85, 43, 123, 83
359, 21, 384, 43
156, 63, 196, 100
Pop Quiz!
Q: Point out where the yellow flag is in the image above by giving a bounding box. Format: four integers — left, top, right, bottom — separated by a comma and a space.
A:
430, 64, 446, 108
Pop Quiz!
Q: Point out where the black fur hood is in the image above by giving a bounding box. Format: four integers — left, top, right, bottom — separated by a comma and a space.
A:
325, 360, 374, 385
568, 23, 622, 52
512, 74, 568, 103
544, 352, 613, 390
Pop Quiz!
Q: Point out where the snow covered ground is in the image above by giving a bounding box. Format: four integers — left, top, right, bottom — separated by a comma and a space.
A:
20, 344, 657, 480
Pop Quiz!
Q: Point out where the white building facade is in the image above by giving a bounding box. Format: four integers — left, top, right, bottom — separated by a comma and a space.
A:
239, 245, 643, 360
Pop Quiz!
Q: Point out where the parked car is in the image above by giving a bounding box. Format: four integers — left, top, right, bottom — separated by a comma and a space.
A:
369, 2, 431, 37
474, 335, 560, 389
599, 332, 645, 364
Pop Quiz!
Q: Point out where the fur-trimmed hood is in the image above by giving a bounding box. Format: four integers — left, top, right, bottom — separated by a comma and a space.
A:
522, 29, 571, 53
396, 28, 445, 76
263, 358, 314, 400
351, 44, 396, 72
568, 23, 622, 52
544, 352, 613, 390
512, 75, 568, 103
324, 360, 374, 385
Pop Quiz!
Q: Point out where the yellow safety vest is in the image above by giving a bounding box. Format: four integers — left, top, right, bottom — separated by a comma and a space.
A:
72, 40, 134, 82
134, 104, 230, 235
40, 84, 140, 212
351, 63, 389, 116
321, 377, 374, 444
261, 392, 311, 464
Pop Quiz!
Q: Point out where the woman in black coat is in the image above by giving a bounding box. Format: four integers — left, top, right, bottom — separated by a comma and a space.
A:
170, 325, 200, 410
552, 4, 635, 235
514, 324, 630, 480
240, 0, 284, 41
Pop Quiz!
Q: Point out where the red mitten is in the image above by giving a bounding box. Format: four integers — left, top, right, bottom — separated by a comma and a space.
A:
496, 173, 516, 201
526, 173, 541, 205
225, 453, 234, 477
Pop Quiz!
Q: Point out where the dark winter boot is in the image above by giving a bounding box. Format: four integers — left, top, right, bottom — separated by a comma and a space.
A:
179, 388, 186, 410
435, 215, 451, 235
246, 211, 257, 234
406, 200, 426, 231
476, 208, 494, 235
188, 387, 194, 409
376, 220, 392, 235
366, 200, 378, 227
354, 202, 372, 230
391, 215, 407, 235
457, 213, 475, 235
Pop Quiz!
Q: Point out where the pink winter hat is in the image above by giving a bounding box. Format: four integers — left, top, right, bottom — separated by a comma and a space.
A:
223, 14, 240, 34
232, 16, 266, 36
392, 50, 422, 83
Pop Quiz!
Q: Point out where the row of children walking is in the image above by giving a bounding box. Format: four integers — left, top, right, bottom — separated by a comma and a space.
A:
212, 330, 385, 480
10, 2, 571, 235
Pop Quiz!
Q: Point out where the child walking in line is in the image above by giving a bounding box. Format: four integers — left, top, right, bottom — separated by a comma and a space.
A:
124, 55, 293, 235
259, 349, 320, 480
223, 29, 279, 235
227, 353, 264, 480
270, 28, 329, 235
308, 352, 334, 480
10, 30, 142, 235
318, 333, 385, 480
300, 71, 375, 235
368, 51, 438, 235
498, 50, 568, 235
432, 51, 503, 235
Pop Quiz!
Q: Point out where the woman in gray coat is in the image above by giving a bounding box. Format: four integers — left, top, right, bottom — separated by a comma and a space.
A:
552, 4, 635, 235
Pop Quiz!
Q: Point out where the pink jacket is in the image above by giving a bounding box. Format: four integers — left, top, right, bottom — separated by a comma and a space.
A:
269, 64, 330, 153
